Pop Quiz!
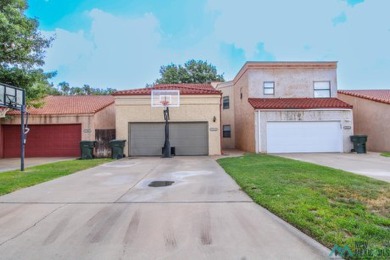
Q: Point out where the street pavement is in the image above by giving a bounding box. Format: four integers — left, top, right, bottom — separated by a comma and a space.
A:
278, 152, 390, 183
0, 156, 329, 259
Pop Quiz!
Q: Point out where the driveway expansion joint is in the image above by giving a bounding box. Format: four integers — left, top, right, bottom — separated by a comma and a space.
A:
114, 163, 161, 202
0, 201, 254, 205
0, 204, 66, 247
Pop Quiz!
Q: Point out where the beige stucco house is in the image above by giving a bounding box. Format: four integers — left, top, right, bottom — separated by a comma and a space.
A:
113, 84, 222, 157
0, 95, 115, 158
216, 61, 354, 153
338, 90, 390, 152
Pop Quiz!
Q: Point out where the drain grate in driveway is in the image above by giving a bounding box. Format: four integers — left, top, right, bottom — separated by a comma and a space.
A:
148, 181, 174, 187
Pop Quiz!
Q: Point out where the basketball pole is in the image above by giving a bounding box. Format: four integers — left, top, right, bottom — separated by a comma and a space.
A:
20, 91, 26, 171
162, 106, 171, 158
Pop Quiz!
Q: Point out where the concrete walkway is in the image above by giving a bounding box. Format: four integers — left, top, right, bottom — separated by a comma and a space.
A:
278, 152, 390, 183
0, 157, 74, 172
0, 157, 329, 259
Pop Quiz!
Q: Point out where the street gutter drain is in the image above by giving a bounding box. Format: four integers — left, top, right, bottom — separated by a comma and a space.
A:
148, 181, 174, 187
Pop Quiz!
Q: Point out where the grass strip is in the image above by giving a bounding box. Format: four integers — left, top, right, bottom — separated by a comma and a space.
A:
218, 154, 390, 258
0, 158, 112, 196
381, 152, 390, 157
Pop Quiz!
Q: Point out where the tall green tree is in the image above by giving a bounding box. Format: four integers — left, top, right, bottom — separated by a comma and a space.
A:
0, 0, 54, 104
154, 59, 224, 84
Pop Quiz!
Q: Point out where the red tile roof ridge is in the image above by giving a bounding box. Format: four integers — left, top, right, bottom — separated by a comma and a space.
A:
7, 95, 114, 115
113, 83, 221, 96
248, 97, 352, 109
338, 89, 390, 105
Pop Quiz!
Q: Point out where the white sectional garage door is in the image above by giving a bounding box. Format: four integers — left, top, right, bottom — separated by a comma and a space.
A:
129, 122, 208, 156
266, 121, 342, 153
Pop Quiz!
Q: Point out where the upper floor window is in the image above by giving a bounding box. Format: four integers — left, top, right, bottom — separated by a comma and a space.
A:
314, 81, 331, 98
263, 82, 275, 95
223, 96, 229, 109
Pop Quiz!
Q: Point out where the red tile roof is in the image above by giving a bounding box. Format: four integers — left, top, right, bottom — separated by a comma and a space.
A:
338, 90, 390, 105
7, 95, 114, 115
248, 98, 352, 109
113, 83, 221, 96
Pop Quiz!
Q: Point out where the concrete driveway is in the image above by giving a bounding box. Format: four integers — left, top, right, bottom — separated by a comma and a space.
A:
278, 152, 390, 182
0, 157, 329, 259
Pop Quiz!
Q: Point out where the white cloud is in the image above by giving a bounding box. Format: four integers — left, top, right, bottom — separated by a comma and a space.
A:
42, 1, 390, 90
43, 9, 165, 89
43, 29, 93, 73
206, 0, 390, 89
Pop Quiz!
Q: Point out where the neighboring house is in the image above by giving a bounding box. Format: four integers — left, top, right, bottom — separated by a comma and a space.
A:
215, 81, 235, 149
0, 95, 115, 158
113, 84, 221, 156
338, 90, 390, 152
216, 61, 354, 153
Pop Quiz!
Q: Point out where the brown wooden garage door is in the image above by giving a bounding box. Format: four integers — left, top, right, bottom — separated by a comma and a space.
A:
3, 124, 81, 158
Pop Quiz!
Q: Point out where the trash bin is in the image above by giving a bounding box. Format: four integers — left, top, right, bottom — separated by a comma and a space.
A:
80, 141, 97, 159
109, 140, 126, 159
350, 135, 368, 154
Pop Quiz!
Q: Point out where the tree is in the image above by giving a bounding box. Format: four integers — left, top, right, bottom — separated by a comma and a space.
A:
58, 82, 70, 95
154, 59, 224, 84
0, 0, 55, 104
54, 82, 116, 96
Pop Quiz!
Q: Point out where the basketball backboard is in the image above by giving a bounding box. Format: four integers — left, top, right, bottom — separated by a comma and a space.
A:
0, 83, 25, 110
151, 90, 180, 108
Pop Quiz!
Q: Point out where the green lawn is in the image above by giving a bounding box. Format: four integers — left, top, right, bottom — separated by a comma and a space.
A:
0, 158, 112, 196
218, 154, 390, 258
381, 152, 390, 157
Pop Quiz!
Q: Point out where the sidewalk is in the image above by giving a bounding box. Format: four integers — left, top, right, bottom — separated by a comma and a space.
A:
0, 157, 74, 172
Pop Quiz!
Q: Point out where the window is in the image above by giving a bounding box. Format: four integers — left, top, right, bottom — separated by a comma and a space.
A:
223, 96, 229, 109
263, 82, 275, 95
314, 81, 331, 98
223, 125, 231, 138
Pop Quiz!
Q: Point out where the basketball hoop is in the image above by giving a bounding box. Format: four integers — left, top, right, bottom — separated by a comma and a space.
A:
160, 100, 170, 108
151, 90, 180, 108
0, 107, 9, 118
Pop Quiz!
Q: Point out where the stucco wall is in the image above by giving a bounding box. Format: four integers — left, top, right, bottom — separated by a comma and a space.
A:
256, 109, 354, 153
94, 103, 115, 129
217, 82, 235, 149
338, 93, 390, 152
248, 67, 337, 98
234, 73, 256, 152
115, 95, 221, 156
3, 114, 96, 141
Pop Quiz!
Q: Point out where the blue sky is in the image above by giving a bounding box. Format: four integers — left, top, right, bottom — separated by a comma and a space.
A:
26, 0, 390, 90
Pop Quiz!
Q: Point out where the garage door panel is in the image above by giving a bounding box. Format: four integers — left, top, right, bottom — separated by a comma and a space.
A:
129, 123, 164, 156
170, 123, 208, 156
3, 124, 81, 158
267, 121, 342, 153
129, 122, 208, 156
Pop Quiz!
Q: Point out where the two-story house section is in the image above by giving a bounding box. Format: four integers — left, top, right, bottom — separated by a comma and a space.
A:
214, 81, 235, 149
217, 61, 354, 153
